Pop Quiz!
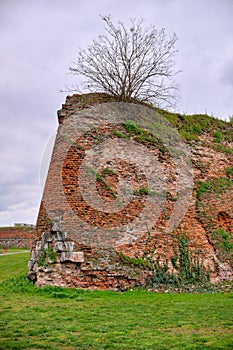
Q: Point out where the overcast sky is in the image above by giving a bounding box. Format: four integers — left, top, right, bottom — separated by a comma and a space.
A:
0, 0, 233, 226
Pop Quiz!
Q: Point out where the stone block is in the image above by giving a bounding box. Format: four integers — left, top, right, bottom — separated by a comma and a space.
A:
35, 241, 42, 251
56, 231, 66, 242
55, 241, 75, 252
28, 259, 34, 270
60, 251, 84, 263
55, 242, 65, 252
64, 241, 75, 251
42, 231, 53, 243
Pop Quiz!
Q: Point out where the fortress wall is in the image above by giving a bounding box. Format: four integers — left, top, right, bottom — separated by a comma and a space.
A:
29, 94, 233, 288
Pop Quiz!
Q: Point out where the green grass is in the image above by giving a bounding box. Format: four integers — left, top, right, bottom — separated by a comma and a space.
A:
113, 129, 129, 139
0, 246, 29, 252
213, 130, 223, 143
0, 253, 233, 349
123, 120, 158, 145
154, 109, 233, 146
0, 252, 29, 282
214, 144, 233, 155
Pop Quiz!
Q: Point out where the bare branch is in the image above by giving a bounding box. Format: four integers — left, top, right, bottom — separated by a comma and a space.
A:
69, 15, 180, 108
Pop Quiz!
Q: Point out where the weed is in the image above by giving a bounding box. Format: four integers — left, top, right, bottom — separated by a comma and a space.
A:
124, 120, 143, 134
104, 184, 118, 198
85, 165, 102, 182
135, 134, 158, 144
37, 250, 47, 267
118, 252, 152, 269
133, 186, 156, 196
113, 129, 129, 139
196, 177, 233, 198
226, 166, 233, 176
160, 110, 233, 147
102, 167, 116, 176
140, 231, 211, 291
215, 228, 233, 253
123, 120, 158, 144
196, 181, 212, 198
0, 275, 86, 300
215, 144, 233, 154
85, 165, 117, 198
37, 247, 56, 267
213, 131, 223, 143
190, 124, 203, 134
175, 236, 209, 284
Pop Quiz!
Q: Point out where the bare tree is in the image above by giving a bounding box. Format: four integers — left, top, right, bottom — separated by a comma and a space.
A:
69, 15, 180, 108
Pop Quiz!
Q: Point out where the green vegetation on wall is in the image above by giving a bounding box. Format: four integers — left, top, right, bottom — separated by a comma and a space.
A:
213, 228, 233, 254
85, 165, 118, 199
37, 247, 56, 267
119, 232, 211, 292
196, 177, 233, 199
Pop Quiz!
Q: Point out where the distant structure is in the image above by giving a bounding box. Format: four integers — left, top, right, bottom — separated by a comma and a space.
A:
0, 226, 35, 249
28, 93, 233, 289
14, 223, 35, 228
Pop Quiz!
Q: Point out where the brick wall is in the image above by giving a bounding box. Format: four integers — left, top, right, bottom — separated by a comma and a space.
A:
29, 93, 233, 288
0, 227, 35, 249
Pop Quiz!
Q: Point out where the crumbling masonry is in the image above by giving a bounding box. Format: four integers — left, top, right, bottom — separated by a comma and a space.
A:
28, 93, 233, 289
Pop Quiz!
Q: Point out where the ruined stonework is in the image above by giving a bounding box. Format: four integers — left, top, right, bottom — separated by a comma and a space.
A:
28, 93, 233, 289
0, 227, 34, 249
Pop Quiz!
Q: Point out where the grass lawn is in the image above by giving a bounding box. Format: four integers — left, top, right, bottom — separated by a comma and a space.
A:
0, 246, 29, 253
0, 252, 29, 282
0, 254, 232, 349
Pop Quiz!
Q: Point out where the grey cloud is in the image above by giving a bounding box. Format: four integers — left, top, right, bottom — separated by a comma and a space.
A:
0, 0, 233, 226
221, 61, 233, 88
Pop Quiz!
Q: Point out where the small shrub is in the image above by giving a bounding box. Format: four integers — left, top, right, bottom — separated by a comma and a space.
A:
37, 250, 47, 267
226, 166, 233, 176
124, 120, 143, 135
190, 124, 202, 134
134, 187, 148, 196
141, 231, 210, 291
215, 228, 233, 253
213, 131, 223, 143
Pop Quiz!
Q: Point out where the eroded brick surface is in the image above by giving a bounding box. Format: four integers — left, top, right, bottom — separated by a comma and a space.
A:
29, 94, 233, 289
